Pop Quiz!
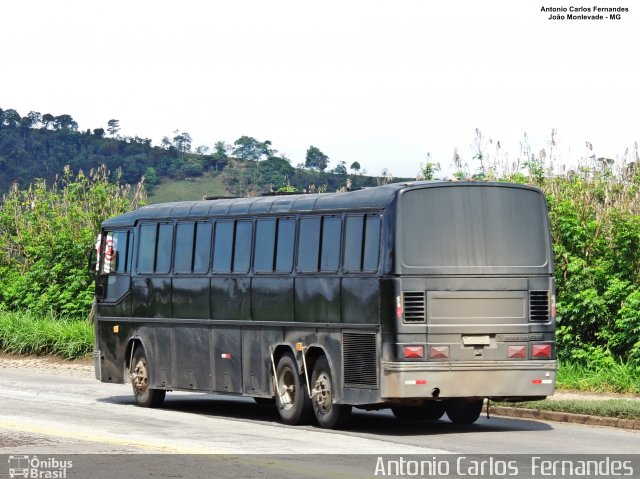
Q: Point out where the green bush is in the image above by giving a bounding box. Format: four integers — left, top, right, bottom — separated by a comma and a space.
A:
0, 166, 145, 319
545, 169, 640, 364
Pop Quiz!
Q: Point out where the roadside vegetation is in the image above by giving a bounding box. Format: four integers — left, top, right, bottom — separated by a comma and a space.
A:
556, 361, 640, 394
0, 309, 92, 359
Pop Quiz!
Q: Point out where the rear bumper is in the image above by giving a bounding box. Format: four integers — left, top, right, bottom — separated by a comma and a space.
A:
381, 360, 556, 399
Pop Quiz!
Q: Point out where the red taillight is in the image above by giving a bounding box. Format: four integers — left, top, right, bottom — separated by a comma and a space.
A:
403, 345, 424, 359
551, 294, 557, 319
508, 345, 526, 358
396, 295, 403, 319
429, 346, 450, 359
531, 344, 552, 358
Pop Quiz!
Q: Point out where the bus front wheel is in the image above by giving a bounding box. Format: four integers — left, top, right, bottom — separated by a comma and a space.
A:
131, 347, 166, 408
275, 352, 313, 425
445, 399, 483, 425
311, 356, 351, 429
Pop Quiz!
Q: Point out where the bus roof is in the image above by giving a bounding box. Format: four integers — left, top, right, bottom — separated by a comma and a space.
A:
102, 181, 542, 227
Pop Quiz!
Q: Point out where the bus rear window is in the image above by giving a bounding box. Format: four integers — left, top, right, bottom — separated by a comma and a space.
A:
400, 186, 549, 270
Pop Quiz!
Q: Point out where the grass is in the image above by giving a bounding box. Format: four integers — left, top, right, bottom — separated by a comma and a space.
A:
0, 309, 93, 359
556, 360, 640, 394
495, 399, 640, 420
148, 171, 226, 203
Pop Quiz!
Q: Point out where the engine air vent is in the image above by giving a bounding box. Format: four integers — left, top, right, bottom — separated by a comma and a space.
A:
530, 291, 549, 322
403, 291, 426, 323
343, 332, 378, 389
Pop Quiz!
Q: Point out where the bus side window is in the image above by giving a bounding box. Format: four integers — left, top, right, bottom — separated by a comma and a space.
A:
213, 221, 234, 273
138, 223, 173, 274
297, 216, 321, 272
233, 220, 253, 273
343, 216, 364, 272
343, 214, 380, 272
254, 219, 276, 272
193, 222, 212, 273
103, 230, 130, 274
320, 216, 341, 272
363, 215, 381, 271
174, 223, 195, 273
137, 224, 157, 273
275, 218, 295, 272
155, 224, 174, 273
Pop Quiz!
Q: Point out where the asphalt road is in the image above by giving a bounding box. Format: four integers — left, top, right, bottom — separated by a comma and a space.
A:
1, 365, 638, 457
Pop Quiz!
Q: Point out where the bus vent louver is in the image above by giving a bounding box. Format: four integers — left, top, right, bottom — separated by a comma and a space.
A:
342, 332, 378, 389
403, 291, 426, 323
529, 291, 549, 322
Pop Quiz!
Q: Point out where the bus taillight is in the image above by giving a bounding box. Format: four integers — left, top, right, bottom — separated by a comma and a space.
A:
507, 345, 526, 358
531, 344, 552, 358
429, 346, 449, 359
396, 295, 403, 319
403, 345, 424, 358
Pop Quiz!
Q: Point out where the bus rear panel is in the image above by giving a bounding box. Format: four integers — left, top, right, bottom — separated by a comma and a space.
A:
382, 184, 555, 401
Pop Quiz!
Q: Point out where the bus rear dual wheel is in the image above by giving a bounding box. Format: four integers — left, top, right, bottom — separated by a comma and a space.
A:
275, 353, 351, 429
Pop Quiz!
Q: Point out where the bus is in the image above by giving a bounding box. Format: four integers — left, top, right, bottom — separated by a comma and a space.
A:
92, 181, 556, 429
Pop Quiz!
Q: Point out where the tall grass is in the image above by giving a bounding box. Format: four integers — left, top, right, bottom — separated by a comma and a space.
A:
556, 361, 640, 394
0, 309, 93, 359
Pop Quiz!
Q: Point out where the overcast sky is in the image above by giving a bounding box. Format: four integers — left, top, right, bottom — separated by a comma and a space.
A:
1, 1, 638, 178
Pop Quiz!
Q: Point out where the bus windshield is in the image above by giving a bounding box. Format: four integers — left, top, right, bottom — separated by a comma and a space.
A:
399, 185, 550, 272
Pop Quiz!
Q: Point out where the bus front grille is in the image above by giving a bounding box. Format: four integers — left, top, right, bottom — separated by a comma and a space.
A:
529, 291, 549, 321
343, 332, 378, 389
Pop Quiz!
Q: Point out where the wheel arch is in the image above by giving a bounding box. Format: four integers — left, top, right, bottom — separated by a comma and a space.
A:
124, 336, 149, 373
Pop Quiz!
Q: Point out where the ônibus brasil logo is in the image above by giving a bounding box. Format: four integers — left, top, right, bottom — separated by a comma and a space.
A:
8, 456, 73, 479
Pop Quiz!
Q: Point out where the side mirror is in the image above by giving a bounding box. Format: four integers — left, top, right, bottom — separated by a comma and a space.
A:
88, 248, 98, 274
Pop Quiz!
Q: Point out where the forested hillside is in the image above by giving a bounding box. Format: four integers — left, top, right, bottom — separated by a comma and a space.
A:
0, 107, 388, 200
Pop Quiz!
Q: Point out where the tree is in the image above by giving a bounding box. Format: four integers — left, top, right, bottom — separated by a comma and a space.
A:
93, 128, 105, 138
53, 114, 78, 131
26, 111, 42, 129
232, 136, 273, 161
210, 141, 229, 170
107, 119, 120, 137
143, 166, 159, 189
172, 130, 192, 153
2, 109, 21, 128
305, 145, 329, 171
334, 160, 347, 175
41, 113, 55, 130
350, 161, 361, 174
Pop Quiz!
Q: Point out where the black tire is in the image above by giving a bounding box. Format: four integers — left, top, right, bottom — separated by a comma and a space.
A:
392, 402, 446, 421
311, 356, 352, 429
445, 399, 483, 425
131, 347, 166, 408
275, 352, 313, 425
254, 397, 276, 405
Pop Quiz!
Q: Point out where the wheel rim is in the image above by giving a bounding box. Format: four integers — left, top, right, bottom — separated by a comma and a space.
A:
132, 359, 149, 394
313, 371, 332, 416
278, 367, 296, 410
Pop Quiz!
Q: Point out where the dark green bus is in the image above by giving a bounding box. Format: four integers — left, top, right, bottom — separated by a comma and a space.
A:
93, 181, 556, 428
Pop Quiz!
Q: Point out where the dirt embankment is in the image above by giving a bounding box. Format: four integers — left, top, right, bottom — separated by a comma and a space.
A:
0, 353, 93, 377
